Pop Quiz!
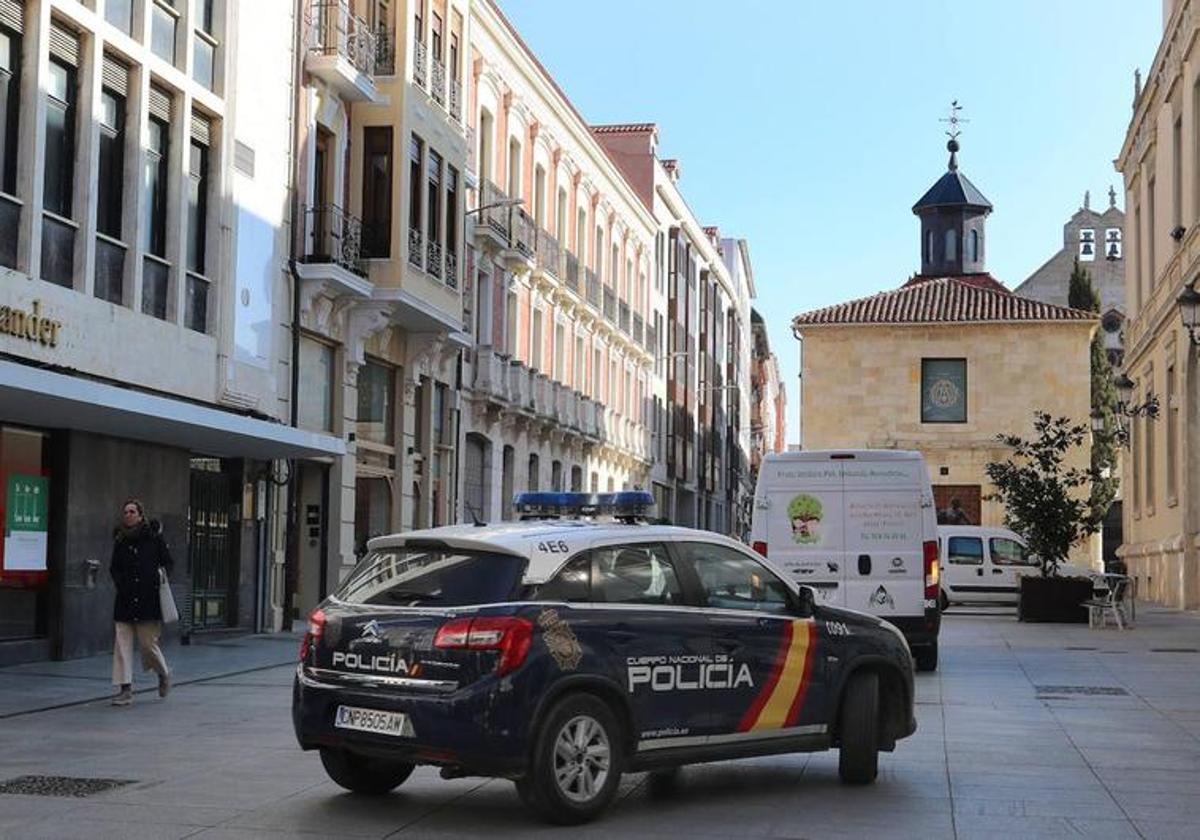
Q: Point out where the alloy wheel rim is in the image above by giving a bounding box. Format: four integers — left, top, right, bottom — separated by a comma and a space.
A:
552, 714, 611, 803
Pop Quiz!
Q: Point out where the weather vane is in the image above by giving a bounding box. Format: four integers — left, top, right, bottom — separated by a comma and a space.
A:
941, 100, 968, 141
940, 101, 968, 170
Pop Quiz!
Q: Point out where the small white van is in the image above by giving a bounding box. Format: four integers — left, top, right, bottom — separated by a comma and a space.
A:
938, 526, 1095, 608
749, 450, 942, 671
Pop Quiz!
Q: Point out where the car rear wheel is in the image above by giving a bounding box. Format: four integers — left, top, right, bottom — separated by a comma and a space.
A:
319, 748, 414, 795
838, 671, 880, 785
517, 693, 625, 824
914, 641, 938, 672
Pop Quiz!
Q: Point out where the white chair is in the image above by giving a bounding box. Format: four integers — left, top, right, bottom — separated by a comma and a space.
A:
1084, 575, 1133, 630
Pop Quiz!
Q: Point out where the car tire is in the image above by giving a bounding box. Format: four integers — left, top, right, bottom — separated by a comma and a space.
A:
319, 748, 414, 795
938, 590, 949, 612
838, 671, 880, 785
914, 641, 938, 673
517, 693, 625, 825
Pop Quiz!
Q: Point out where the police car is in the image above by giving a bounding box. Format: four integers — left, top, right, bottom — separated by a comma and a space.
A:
292, 492, 917, 824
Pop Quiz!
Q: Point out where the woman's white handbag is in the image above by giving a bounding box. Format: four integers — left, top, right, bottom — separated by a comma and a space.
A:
158, 567, 179, 624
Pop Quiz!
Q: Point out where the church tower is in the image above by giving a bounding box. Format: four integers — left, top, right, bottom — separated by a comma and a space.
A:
912, 134, 993, 276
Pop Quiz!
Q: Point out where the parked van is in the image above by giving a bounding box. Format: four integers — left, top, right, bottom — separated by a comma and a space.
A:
750, 450, 941, 671
938, 526, 1095, 609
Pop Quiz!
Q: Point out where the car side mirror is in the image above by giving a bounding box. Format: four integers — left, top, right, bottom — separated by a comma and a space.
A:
795, 585, 816, 617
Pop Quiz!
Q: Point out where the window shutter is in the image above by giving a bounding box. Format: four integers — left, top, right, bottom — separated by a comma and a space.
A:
0, 0, 23, 32
101, 55, 129, 96
148, 85, 172, 121
48, 24, 79, 66
190, 113, 211, 146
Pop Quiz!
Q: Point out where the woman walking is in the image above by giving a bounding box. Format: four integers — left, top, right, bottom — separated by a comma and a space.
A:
110, 499, 172, 706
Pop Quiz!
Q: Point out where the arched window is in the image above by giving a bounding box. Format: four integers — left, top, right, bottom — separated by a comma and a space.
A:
925, 229, 934, 264
944, 229, 957, 262
968, 229, 979, 263
527, 453, 540, 492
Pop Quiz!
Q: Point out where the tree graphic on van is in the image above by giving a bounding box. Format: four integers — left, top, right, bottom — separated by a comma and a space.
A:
787, 494, 823, 545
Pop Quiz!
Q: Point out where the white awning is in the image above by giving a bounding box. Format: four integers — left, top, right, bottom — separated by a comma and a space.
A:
0, 360, 344, 459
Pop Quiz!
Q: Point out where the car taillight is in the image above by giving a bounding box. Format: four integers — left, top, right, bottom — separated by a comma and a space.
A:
923, 540, 939, 600
434, 616, 533, 676
300, 608, 325, 661
752, 541, 768, 557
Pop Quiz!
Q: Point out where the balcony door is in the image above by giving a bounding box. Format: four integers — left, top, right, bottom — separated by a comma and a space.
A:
312, 127, 333, 258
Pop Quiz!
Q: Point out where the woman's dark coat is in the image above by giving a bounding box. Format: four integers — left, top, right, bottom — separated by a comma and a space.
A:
110, 521, 173, 623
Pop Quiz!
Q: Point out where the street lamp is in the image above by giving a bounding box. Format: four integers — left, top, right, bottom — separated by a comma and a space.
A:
1177, 283, 1200, 346
465, 197, 524, 218
1113, 373, 1134, 410
1089, 409, 1106, 435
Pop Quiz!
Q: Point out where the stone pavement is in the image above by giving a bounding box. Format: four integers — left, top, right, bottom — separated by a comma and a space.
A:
0, 632, 302, 718
0, 606, 1198, 838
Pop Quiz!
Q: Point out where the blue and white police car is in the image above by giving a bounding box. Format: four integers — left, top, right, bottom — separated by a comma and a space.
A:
292, 492, 917, 824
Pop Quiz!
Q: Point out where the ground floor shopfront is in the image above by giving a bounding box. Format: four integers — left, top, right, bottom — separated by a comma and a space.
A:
0, 359, 342, 666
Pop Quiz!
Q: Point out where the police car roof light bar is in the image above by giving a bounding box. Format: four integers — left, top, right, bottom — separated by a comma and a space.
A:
513, 491, 656, 522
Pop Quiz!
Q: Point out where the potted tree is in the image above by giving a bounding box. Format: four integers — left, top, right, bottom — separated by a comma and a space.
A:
985, 412, 1102, 622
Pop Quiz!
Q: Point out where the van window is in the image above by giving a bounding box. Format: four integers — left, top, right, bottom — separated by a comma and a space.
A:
947, 537, 984, 565
990, 537, 1037, 567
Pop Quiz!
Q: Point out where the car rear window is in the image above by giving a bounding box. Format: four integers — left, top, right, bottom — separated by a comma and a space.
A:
336, 547, 527, 606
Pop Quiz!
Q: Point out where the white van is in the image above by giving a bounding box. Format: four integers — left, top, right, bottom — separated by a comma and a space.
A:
750, 450, 941, 671
938, 526, 1095, 608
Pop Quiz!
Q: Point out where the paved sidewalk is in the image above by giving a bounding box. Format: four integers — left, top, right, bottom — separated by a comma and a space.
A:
0, 632, 302, 718
0, 606, 1199, 838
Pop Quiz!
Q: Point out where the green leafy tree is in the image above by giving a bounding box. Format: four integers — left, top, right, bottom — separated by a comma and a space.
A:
1067, 259, 1101, 312
985, 412, 1102, 577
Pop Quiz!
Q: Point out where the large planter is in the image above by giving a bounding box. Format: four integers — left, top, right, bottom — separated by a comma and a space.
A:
1017, 575, 1093, 623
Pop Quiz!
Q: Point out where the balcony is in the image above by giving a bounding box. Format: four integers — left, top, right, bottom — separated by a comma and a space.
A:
449, 78, 462, 122
535, 229, 560, 280
603, 288, 616, 324
474, 180, 511, 251
306, 1, 381, 103
563, 251, 580, 294
633, 313, 644, 346
619, 302, 631, 335
431, 58, 446, 106
512, 208, 535, 259
426, 238, 442, 279
578, 396, 597, 438
533, 372, 553, 418
507, 360, 533, 412
407, 226, 423, 268
473, 347, 508, 403
413, 36, 427, 89
585, 269, 600, 310
296, 205, 371, 297
558, 387, 580, 431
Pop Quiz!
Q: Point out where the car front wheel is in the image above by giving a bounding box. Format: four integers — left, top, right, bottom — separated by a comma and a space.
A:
838, 671, 880, 785
517, 693, 625, 824
319, 748, 414, 795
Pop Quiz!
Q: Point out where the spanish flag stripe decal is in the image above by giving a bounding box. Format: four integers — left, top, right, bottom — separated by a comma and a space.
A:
736, 620, 793, 732
747, 620, 816, 732
784, 622, 818, 727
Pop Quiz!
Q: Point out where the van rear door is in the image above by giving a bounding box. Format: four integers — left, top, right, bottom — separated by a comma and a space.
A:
841, 460, 926, 619
764, 460, 846, 606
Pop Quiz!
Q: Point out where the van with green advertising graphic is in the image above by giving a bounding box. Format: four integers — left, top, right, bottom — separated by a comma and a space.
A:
750, 450, 941, 672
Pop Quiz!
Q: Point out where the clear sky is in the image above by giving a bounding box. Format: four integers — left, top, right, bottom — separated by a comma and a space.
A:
496, 0, 1164, 445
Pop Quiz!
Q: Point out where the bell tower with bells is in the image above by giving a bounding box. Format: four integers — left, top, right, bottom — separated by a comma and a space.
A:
912, 102, 994, 277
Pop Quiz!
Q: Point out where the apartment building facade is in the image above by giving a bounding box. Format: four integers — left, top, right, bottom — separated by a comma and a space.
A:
457, 0, 657, 524
0, 0, 343, 664
1114, 0, 1200, 609
749, 307, 786, 487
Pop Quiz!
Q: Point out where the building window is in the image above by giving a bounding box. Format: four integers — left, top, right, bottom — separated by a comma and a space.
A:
0, 21, 20, 201
478, 109, 492, 182
1144, 383, 1155, 511
1173, 118, 1182, 235
105, 0, 134, 33
142, 97, 171, 318
426, 148, 441, 275
595, 227, 603, 274
592, 348, 601, 399
97, 88, 125, 240
1134, 206, 1142, 312
556, 187, 567, 240
298, 337, 335, 432
193, 0, 217, 90
507, 138, 520, 199
1105, 227, 1122, 260
1148, 176, 1156, 284
43, 58, 75, 220
921, 358, 967, 423
553, 323, 564, 381
943, 228, 957, 263
362, 126, 392, 258
408, 133, 422, 264
185, 120, 211, 333
354, 478, 391, 558
530, 307, 542, 371
357, 359, 395, 446
533, 164, 545, 227
527, 453, 539, 492
1166, 362, 1178, 502
968, 229, 979, 263
551, 460, 562, 492
924, 229, 933, 265
576, 208, 586, 256
1078, 228, 1096, 261
151, 0, 178, 65
445, 165, 458, 286
505, 290, 517, 356
574, 335, 583, 388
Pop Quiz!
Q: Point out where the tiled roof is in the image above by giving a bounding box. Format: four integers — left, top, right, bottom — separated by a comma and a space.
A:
590, 123, 657, 135
792, 276, 1097, 328
901, 273, 1010, 294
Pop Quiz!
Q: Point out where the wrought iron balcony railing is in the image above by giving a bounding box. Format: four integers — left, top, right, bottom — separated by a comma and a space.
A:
413, 36, 427, 88
585, 269, 600, 309
449, 77, 462, 121
427, 238, 443, 278
310, 1, 377, 77
619, 302, 631, 335
431, 58, 446, 104
512, 207, 535, 258
304, 204, 366, 276
482, 180, 511, 239
536, 229, 560, 277
563, 251, 580, 293
603, 287, 616, 323
407, 226, 423, 267
375, 27, 395, 75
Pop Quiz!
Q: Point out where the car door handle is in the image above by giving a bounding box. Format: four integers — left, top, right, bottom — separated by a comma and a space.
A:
976, 568, 984, 576
857, 554, 872, 576
992, 568, 1004, 574
605, 630, 638, 644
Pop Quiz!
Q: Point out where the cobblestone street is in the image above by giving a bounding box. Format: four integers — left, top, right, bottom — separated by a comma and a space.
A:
2, 608, 1199, 839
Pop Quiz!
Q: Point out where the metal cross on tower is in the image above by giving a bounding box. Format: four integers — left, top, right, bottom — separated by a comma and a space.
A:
940, 101, 968, 170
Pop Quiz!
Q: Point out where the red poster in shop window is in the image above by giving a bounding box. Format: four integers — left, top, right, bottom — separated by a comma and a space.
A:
0, 469, 51, 588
